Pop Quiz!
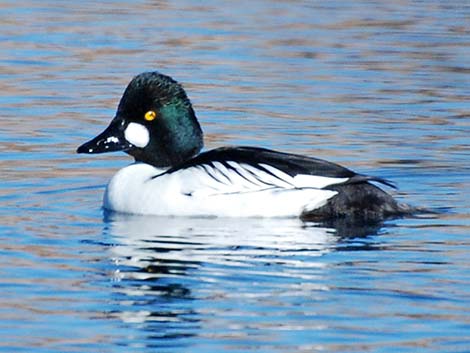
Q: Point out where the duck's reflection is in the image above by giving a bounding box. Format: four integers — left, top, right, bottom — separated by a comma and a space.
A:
103, 212, 385, 344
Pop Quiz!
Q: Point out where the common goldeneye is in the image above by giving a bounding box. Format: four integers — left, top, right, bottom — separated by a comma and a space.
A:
77, 71, 414, 221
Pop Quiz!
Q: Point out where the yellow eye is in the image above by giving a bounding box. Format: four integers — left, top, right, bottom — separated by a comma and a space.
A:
144, 110, 157, 121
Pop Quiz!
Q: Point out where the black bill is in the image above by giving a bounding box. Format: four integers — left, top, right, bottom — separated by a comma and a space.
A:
77, 118, 132, 154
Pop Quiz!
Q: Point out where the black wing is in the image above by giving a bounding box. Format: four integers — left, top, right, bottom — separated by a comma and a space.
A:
163, 146, 395, 189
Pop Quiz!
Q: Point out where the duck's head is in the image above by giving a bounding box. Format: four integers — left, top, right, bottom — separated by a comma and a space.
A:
77, 72, 203, 168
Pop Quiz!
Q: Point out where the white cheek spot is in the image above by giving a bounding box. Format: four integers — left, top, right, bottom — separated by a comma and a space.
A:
124, 123, 150, 148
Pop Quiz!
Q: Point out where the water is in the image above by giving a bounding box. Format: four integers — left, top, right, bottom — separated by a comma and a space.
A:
1, 1, 469, 352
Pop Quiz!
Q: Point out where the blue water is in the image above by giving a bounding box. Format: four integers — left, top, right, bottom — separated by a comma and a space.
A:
1, 1, 469, 352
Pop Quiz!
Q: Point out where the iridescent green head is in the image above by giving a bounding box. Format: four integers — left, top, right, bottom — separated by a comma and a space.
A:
77, 72, 203, 168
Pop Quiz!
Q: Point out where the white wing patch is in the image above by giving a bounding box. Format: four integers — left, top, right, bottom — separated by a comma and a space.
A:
178, 161, 349, 196
258, 163, 293, 183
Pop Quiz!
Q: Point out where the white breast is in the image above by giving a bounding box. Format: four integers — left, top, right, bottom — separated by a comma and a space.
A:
103, 162, 342, 217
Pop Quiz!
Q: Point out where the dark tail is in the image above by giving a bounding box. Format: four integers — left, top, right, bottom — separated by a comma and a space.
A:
301, 182, 432, 223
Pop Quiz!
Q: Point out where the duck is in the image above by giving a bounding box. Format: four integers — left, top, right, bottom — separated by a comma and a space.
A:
77, 71, 415, 221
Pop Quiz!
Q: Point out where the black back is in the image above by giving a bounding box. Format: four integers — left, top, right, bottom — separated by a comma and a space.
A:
163, 146, 396, 189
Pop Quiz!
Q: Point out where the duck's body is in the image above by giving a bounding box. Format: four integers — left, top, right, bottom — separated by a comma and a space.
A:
103, 157, 337, 218
78, 71, 413, 221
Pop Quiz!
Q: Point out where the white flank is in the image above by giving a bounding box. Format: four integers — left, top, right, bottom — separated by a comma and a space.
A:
103, 163, 339, 217
124, 123, 150, 148
292, 174, 348, 189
